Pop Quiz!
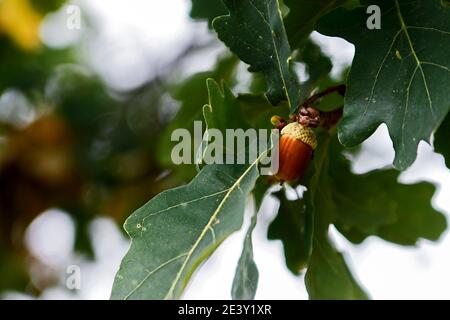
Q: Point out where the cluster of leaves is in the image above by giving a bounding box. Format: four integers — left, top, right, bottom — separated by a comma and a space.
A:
0, 59, 182, 292
0, 0, 448, 300
111, 0, 450, 300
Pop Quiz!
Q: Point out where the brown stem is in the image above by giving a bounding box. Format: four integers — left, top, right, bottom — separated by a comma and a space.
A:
320, 107, 343, 130
301, 84, 346, 108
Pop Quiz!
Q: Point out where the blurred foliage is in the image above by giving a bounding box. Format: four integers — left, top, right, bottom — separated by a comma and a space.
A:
0, 38, 74, 95
30, 0, 66, 13
0, 0, 72, 294
0, 0, 224, 295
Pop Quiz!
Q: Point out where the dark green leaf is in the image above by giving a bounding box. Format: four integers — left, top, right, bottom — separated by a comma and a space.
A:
284, 0, 346, 49
317, 0, 450, 170
157, 55, 238, 179
111, 163, 262, 299
293, 38, 346, 111
305, 230, 369, 300
332, 168, 447, 246
190, 0, 228, 26
434, 112, 450, 168
203, 79, 249, 133
295, 39, 333, 96
268, 190, 310, 274
252, 177, 271, 209
303, 132, 368, 299
238, 93, 290, 130
231, 203, 259, 300
111, 78, 271, 299
201, 79, 254, 167
301, 129, 445, 298
324, 133, 446, 246
213, 0, 300, 111
231, 179, 270, 300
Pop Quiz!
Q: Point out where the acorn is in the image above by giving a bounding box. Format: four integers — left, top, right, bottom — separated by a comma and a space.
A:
276, 122, 317, 182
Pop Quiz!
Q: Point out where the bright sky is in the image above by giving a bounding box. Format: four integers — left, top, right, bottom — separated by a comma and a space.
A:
18, 0, 450, 300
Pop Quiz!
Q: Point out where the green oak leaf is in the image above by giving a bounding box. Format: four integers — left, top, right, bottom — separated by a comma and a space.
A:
231, 201, 259, 300
331, 161, 447, 246
434, 112, 450, 168
230, 180, 269, 300
303, 132, 368, 299
213, 0, 300, 112
111, 162, 264, 299
204, 81, 269, 300
294, 38, 346, 111
201, 79, 254, 167
317, 0, 450, 170
295, 39, 333, 97
301, 130, 445, 298
305, 229, 369, 300
202, 80, 281, 168
321, 132, 446, 246
284, 0, 347, 49
111, 77, 272, 299
157, 55, 237, 179
190, 0, 228, 26
203, 79, 249, 133
268, 190, 310, 274
238, 93, 290, 130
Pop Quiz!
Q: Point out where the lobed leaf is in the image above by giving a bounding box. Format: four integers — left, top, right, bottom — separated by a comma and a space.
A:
284, 0, 347, 49
305, 230, 369, 300
213, 0, 300, 112
111, 162, 263, 299
190, 0, 228, 26
268, 190, 310, 274
231, 205, 259, 300
277, 131, 446, 298
317, 0, 450, 170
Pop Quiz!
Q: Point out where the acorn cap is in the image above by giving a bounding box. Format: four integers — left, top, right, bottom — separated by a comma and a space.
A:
281, 122, 317, 150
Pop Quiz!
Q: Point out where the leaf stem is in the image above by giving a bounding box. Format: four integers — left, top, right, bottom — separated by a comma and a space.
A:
301, 84, 346, 108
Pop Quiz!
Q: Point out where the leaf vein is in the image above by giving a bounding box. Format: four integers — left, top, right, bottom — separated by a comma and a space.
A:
141, 189, 229, 223
163, 153, 267, 299
395, 0, 434, 114
401, 65, 419, 154
123, 252, 189, 300
361, 29, 402, 119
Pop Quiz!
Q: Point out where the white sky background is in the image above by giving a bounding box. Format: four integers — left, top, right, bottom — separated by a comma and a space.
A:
7, 0, 450, 300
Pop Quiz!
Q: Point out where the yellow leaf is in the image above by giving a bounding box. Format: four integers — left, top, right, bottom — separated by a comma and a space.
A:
0, 0, 43, 50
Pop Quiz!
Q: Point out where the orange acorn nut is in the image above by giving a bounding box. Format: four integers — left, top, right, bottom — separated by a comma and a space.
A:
276, 122, 317, 182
